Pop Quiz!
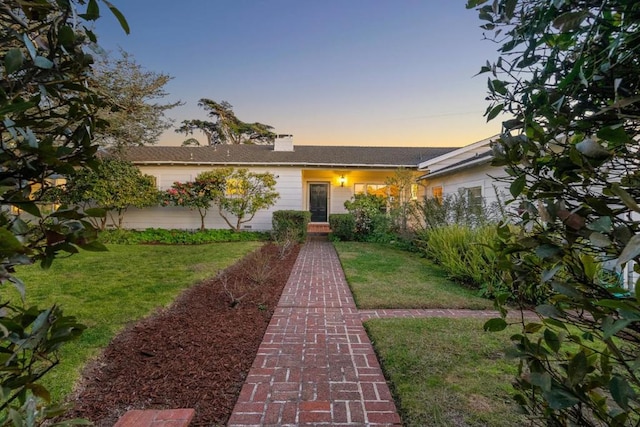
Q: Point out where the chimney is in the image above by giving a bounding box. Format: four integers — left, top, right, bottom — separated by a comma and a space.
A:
273, 134, 294, 152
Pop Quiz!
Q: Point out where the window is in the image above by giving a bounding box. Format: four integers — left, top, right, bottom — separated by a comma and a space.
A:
354, 183, 391, 197
432, 186, 443, 202
466, 186, 482, 207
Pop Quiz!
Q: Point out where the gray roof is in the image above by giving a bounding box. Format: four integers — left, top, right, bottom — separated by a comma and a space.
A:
123, 145, 458, 168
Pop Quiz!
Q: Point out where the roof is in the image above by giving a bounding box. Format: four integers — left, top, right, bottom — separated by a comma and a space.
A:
418, 150, 493, 180
123, 145, 458, 168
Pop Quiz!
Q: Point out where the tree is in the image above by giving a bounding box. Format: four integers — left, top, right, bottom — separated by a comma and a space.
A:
91, 49, 182, 150
1, 0, 128, 422
468, 0, 640, 424
57, 159, 159, 230
176, 99, 276, 145
160, 175, 223, 231
199, 168, 279, 231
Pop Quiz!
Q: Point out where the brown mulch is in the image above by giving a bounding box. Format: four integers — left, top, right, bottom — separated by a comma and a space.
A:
65, 243, 300, 427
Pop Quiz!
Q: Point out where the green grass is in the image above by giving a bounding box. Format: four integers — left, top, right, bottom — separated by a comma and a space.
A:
10, 242, 262, 403
333, 242, 493, 309
366, 317, 526, 427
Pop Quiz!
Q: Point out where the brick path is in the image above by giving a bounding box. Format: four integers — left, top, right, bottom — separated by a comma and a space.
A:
228, 239, 402, 426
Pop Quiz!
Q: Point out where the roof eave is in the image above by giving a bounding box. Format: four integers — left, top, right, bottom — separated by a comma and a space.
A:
418, 156, 493, 180
132, 160, 420, 169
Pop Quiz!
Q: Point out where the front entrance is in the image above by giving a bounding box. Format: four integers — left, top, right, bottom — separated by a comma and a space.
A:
309, 183, 329, 222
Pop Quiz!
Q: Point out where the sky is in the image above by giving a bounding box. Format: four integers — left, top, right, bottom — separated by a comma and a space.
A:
95, 1, 503, 148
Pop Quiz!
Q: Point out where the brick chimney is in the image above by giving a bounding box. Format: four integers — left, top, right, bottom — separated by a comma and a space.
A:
273, 134, 294, 152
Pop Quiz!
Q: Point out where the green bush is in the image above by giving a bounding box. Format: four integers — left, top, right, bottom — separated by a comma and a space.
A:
99, 228, 270, 244
329, 214, 356, 241
344, 194, 386, 239
421, 225, 504, 295
272, 210, 311, 243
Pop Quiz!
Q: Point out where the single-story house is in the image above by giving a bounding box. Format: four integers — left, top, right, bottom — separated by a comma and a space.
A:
417, 135, 508, 207
120, 136, 458, 231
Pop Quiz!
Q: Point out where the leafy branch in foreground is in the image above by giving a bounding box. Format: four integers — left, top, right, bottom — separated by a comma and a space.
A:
469, 0, 640, 425
1, 0, 128, 424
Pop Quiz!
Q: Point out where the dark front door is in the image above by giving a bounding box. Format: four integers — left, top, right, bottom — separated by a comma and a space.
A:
309, 183, 328, 222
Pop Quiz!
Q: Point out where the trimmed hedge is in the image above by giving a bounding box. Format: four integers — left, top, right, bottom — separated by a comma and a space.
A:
329, 213, 356, 241
99, 228, 270, 245
272, 210, 311, 243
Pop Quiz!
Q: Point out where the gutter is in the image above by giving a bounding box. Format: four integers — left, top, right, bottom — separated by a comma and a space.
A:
418, 155, 492, 180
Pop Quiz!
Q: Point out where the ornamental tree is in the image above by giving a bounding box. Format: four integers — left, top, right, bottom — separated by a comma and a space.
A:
468, 0, 640, 424
1, 0, 127, 422
161, 175, 223, 230
199, 168, 279, 231
57, 158, 159, 230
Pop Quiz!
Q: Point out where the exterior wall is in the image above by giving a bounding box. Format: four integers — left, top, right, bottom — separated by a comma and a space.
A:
122, 166, 302, 231
422, 163, 509, 207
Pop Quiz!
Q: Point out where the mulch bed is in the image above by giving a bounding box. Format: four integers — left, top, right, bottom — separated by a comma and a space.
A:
65, 243, 300, 426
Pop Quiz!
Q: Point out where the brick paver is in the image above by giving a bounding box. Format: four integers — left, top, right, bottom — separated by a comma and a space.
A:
228, 238, 402, 426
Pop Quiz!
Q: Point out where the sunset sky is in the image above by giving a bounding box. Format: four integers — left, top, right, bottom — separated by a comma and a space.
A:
96, 1, 504, 148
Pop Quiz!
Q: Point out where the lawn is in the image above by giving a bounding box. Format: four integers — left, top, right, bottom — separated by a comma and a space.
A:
10, 242, 262, 403
365, 317, 526, 427
333, 241, 493, 309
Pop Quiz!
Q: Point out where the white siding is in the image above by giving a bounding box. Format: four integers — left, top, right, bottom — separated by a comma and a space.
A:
423, 163, 509, 207
122, 166, 302, 231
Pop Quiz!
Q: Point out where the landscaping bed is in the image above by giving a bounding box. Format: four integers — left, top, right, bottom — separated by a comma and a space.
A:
64, 243, 300, 426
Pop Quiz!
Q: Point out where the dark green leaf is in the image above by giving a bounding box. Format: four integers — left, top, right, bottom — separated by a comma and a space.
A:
597, 125, 631, 145
484, 318, 508, 332
59, 25, 75, 46
530, 371, 551, 391
537, 304, 565, 319
504, 0, 517, 20
544, 387, 580, 409
510, 175, 526, 198
5, 49, 24, 74
610, 183, 640, 214
610, 376, 636, 410
535, 244, 560, 259
544, 328, 561, 352
552, 11, 589, 32
13, 201, 42, 217
602, 316, 632, 340
486, 103, 504, 121
79, 241, 108, 252
85, 0, 100, 20
567, 351, 589, 386
103, 0, 130, 34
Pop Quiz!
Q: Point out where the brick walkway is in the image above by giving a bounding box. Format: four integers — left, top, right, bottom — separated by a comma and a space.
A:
228, 239, 402, 426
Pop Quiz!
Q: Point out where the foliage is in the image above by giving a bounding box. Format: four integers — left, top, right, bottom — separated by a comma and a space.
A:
469, 0, 640, 424
176, 99, 276, 145
199, 168, 279, 232
98, 228, 269, 245
0, 0, 128, 423
384, 168, 417, 234
344, 193, 386, 240
365, 317, 525, 426
91, 49, 181, 150
50, 158, 158, 230
334, 241, 493, 310
160, 174, 223, 231
413, 190, 500, 232
272, 210, 310, 243
328, 214, 356, 241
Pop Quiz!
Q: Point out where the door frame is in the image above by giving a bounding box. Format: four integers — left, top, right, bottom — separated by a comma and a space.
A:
307, 181, 330, 223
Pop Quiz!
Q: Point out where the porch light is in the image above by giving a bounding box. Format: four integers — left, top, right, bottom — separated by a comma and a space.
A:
339, 175, 346, 187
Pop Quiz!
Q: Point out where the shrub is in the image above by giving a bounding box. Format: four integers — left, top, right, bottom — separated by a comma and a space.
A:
272, 210, 311, 243
421, 225, 503, 293
344, 194, 386, 239
99, 228, 269, 244
329, 214, 356, 241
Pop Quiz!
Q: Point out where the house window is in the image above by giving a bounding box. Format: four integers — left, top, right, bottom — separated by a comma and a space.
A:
466, 186, 482, 207
354, 183, 390, 198
432, 186, 443, 202
410, 184, 419, 201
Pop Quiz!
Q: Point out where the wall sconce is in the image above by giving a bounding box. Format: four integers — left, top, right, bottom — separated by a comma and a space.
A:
339, 175, 346, 187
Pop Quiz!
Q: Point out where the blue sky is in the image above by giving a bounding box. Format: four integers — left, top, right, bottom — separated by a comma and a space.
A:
96, 1, 503, 147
